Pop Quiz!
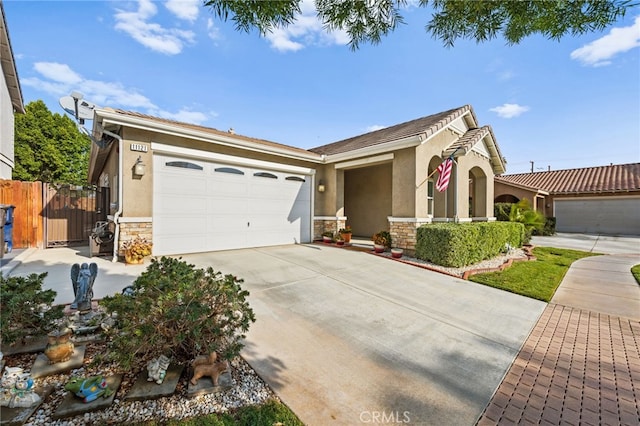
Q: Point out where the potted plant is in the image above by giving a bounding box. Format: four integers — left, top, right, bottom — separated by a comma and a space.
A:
321, 231, 334, 243
122, 236, 153, 264
335, 233, 345, 246
391, 248, 403, 259
338, 226, 352, 243
372, 231, 391, 253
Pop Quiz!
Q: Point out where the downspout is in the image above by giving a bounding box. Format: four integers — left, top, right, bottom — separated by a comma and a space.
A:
453, 158, 458, 222
103, 129, 123, 263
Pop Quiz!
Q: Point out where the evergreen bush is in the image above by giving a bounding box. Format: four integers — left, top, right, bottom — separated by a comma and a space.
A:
0, 273, 64, 345
100, 257, 255, 370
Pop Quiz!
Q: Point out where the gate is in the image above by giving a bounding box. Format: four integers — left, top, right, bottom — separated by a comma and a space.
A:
44, 184, 103, 247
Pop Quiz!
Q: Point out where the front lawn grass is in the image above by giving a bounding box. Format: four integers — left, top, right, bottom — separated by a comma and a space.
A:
632, 264, 640, 285
134, 399, 303, 426
468, 247, 599, 302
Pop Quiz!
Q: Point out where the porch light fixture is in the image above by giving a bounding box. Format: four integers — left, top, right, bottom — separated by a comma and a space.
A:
317, 181, 325, 193
133, 156, 146, 177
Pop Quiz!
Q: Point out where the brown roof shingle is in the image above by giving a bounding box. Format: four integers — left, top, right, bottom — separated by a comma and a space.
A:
309, 105, 473, 155
495, 163, 640, 194
104, 108, 317, 158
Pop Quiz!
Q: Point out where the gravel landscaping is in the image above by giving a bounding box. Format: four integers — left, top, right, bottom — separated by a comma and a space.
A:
2, 342, 277, 425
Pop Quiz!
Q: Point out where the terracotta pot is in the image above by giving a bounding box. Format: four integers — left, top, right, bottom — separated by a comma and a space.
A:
340, 233, 352, 243
44, 329, 74, 364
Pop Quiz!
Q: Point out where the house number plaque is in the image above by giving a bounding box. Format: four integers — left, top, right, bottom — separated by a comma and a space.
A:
130, 143, 148, 152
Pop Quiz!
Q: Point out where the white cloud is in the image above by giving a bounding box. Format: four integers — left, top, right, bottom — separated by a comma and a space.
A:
157, 108, 214, 124
33, 62, 82, 85
23, 62, 212, 124
207, 18, 222, 41
571, 16, 640, 67
114, 0, 195, 55
498, 70, 515, 81
165, 0, 200, 22
265, 0, 349, 52
366, 124, 387, 132
489, 103, 530, 118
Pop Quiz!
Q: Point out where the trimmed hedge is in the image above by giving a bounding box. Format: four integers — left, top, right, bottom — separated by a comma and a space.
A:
415, 222, 526, 267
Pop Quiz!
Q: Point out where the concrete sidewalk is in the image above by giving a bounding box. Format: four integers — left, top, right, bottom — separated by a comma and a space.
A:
2, 246, 145, 305
479, 253, 640, 425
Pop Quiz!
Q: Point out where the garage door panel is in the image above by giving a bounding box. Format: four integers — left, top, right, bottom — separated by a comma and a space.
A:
153, 154, 311, 255
555, 198, 640, 235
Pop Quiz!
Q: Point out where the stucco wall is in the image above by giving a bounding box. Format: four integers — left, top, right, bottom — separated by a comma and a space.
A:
344, 163, 392, 237
456, 152, 495, 218
0, 70, 14, 179
392, 148, 416, 217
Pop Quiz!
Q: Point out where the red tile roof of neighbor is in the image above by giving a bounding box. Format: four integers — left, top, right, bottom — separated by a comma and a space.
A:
495, 163, 640, 194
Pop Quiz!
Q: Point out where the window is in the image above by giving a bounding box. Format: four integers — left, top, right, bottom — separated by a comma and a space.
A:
253, 172, 278, 179
285, 176, 305, 182
215, 167, 244, 175
166, 161, 203, 170
427, 179, 434, 216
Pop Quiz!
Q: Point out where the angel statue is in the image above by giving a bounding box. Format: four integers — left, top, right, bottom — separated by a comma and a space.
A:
70, 263, 98, 311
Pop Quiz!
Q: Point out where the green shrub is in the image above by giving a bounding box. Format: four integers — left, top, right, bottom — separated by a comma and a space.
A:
494, 202, 513, 221
100, 257, 255, 370
0, 273, 64, 346
415, 222, 525, 267
509, 199, 545, 243
539, 216, 556, 236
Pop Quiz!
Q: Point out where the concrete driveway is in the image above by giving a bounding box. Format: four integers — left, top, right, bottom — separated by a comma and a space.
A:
180, 244, 546, 425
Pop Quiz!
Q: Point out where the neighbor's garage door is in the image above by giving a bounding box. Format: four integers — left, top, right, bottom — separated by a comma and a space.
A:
153, 154, 312, 255
554, 197, 640, 235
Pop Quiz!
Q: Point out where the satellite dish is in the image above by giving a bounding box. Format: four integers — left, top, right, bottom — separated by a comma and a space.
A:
59, 93, 98, 124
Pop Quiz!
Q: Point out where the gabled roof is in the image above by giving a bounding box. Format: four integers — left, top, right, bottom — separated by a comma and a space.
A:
495, 163, 640, 194
0, 1, 24, 114
443, 126, 506, 174
310, 105, 473, 156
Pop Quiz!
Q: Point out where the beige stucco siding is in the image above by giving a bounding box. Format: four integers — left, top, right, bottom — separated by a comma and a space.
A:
456, 152, 494, 218
0, 69, 14, 179
392, 148, 416, 217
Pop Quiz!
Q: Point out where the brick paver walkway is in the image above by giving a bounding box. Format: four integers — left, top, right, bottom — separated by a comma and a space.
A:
478, 304, 640, 425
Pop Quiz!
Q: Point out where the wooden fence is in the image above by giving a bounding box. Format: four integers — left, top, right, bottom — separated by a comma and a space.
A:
0, 180, 100, 249
0, 180, 44, 249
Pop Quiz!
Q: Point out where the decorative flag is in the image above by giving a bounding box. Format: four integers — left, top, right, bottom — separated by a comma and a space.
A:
435, 157, 453, 192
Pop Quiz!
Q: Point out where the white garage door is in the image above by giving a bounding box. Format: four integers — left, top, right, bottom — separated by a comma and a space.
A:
153, 154, 312, 255
554, 197, 640, 235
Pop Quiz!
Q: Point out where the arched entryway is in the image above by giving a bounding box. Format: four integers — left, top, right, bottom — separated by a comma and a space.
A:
468, 166, 488, 218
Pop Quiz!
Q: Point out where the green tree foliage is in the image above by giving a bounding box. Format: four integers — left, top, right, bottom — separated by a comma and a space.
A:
14, 100, 91, 184
203, 0, 633, 50
0, 272, 64, 346
100, 257, 256, 370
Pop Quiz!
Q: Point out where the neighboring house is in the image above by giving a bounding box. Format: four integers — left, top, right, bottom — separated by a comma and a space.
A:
88, 104, 506, 258
0, 1, 25, 179
495, 163, 640, 235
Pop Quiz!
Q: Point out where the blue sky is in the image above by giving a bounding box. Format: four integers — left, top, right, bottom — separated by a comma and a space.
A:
4, 0, 640, 174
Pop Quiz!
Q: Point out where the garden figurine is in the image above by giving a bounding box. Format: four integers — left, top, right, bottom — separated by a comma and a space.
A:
147, 355, 171, 384
64, 375, 113, 403
70, 263, 98, 311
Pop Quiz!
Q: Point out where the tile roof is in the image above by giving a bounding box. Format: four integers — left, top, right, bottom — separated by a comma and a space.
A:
309, 105, 473, 155
495, 163, 640, 194
104, 108, 317, 157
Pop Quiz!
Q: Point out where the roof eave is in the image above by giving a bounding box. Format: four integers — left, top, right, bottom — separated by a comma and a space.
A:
0, 3, 25, 114
324, 134, 424, 163
95, 108, 324, 163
